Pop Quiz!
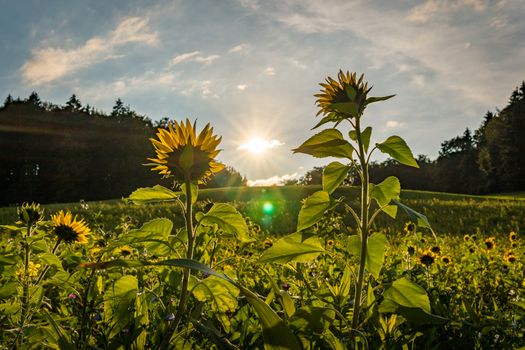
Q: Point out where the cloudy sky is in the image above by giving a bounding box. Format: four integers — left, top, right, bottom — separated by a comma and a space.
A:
1, 0, 524, 185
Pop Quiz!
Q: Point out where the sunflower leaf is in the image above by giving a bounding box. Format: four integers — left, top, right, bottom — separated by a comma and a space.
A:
292, 129, 353, 159
376, 136, 419, 168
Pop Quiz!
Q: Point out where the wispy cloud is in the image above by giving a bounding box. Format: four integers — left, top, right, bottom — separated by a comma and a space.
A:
407, 0, 487, 23
238, 138, 284, 153
237, 84, 247, 90
247, 173, 299, 186
264, 67, 276, 75
21, 16, 158, 85
228, 43, 249, 53
170, 51, 220, 66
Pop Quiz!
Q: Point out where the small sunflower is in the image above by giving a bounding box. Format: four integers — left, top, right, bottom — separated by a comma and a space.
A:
327, 239, 334, 247
463, 234, 470, 242
51, 210, 91, 244
441, 256, 452, 265
263, 237, 273, 248
147, 119, 224, 183
484, 237, 496, 251
115, 245, 133, 256
404, 222, 416, 234
18, 202, 44, 227
418, 249, 436, 266
504, 250, 516, 264
431, 246, 441, 254
509, 231, 518, 242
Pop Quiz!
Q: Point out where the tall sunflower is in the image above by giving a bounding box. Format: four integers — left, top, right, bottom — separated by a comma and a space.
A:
314, 70, 394, 123
51, 210, 91, 244
147, 119, 224, 183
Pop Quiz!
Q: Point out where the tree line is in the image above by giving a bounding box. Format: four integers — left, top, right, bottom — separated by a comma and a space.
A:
0, 93, 246, 206
297, 81, 525, 195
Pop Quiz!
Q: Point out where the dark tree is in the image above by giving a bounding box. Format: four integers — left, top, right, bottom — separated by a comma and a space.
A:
65, 94, 82, 111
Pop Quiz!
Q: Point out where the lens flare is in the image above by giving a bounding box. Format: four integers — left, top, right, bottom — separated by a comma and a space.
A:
262, 202, 275, 215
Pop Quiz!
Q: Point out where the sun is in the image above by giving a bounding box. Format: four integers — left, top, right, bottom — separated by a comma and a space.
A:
238, 137, 283, 156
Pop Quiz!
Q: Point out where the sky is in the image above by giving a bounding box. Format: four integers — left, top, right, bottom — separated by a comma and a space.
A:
1, 0, 524, 185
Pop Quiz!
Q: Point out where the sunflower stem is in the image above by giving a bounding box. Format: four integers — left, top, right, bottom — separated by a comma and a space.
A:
163, 180, 194, 348
17, 224, 32, 348
351, 116, 370, 332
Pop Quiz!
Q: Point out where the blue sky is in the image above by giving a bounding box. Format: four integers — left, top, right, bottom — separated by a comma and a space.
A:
1, 0, 524, 184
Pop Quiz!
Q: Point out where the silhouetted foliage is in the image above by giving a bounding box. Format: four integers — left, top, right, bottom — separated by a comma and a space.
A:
0, 93, 242, 205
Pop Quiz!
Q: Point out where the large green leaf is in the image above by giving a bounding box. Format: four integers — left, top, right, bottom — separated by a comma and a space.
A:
380, 277, 430, 313
347, 233, 388, 279
370, 176, 400, 218
376, 136, 418, 168
313, 113, 344, 130
297, 191, 331, 232
379, 277, 446, 325
393, 200, 432, 231
0, 282, 18, 299
258, 232, 324, 264
292, 129, 353, 159
199, 203, 252, 242
190, 275, 239, 330
104, 275, 138, 338
120, 218, 173, 255
128, 185, 178, 204
323, 162, 350, 194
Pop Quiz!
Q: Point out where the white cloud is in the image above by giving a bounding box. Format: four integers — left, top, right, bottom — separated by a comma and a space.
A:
247, 173, 299, 186
386, 120, 403, 128
237, 84, 247, 90
21, 16, 158, 85
237, 0, 259, 10
170, 51, 220, 66
489, 15, 508, 29
264, 67, 276, 75
228, 44, 248, 53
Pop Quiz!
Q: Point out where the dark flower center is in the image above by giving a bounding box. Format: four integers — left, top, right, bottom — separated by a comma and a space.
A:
55, 224, 79, 243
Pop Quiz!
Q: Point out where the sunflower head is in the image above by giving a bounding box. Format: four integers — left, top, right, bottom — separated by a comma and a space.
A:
484, 237, 496, 251
509, 231, 518, 242
504, 250, 516, 263
314, 70, 394, 125
51, 210, 91, 244
18, 202, 44, 227
418, 249, 436, 266
147, 119, 224, 183
404, 221, 415, 234
441, 256, 452, 265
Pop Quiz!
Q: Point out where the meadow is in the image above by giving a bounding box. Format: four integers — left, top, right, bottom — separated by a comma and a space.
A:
1, 188, 524, 349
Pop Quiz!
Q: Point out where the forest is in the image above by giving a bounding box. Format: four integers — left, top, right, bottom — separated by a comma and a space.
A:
1, 81, 525, 206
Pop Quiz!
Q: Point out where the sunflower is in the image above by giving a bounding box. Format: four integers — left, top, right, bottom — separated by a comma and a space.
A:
147, 119, 224, 183
509, 231, 518, 242
463, 234, 470, 242
327, 239, 334, 247
431, 246, 441, 254
263, 237, 273, 248
315, 70, 373, 120
504, 250, 516, 264
418, 249, 436, 266
18, 202, 44, 226
484, 237, 496, 251
440, 256, 452, 265
404, 222, 416, 234
51, 210, 91, 244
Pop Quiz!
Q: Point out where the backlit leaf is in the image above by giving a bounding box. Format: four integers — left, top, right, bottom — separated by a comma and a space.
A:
376, 136, 418, 168
258, 232, 324, 264
292, 129, 353, 159
323, 162, 350, 194
128, 185, 178, 204
347, 232, 388, 279
297, 191, 331, 232
200, 203, 252, 242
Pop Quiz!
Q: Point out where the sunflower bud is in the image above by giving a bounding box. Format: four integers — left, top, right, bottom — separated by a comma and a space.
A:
17, 202, 44, 227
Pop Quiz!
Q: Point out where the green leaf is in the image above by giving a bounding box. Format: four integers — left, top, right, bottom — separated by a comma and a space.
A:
180, 182, 198, 205
42, 310, 75, 350
313, 113, 344, 130
292, 129, 353, 159
328, 102, 359, 118
200, 203, 252, 242
0, 282, 18, 299
365, 94, 395, 105
121, 218, 173, 255
361, 126, 372, 153
128, 185, 178, 204
0, 254, 18, 266
238, 285, 302, 350
347, 233, 388, 279
379, 277, 447, 325
104, 275, 138, 338
393, 200, 432, 231
323, 162, 350, 194
258, 232, 324, 264
39, 252, 64, 270
379, 277, 430, 313
289, 306, 336, 334
297, 191, 331, 232
376, 136, 419, 168
370, 176, 400, 218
